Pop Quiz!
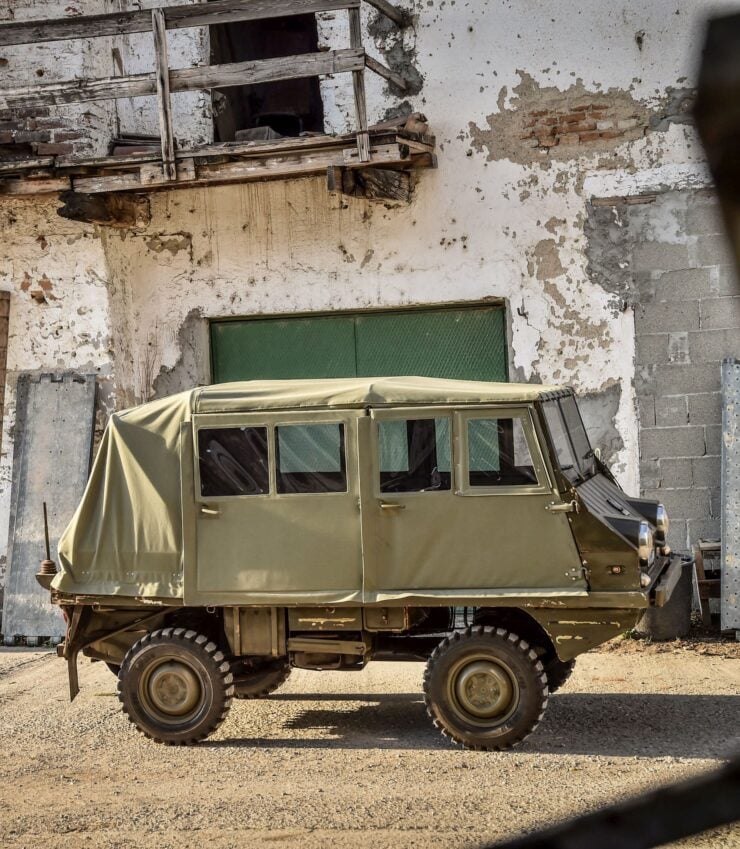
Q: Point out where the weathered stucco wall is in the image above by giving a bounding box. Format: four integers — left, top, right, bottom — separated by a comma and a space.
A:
1, 0, 738, 594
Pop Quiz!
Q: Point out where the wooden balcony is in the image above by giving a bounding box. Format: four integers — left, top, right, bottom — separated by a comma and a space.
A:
0, 0, 435, 213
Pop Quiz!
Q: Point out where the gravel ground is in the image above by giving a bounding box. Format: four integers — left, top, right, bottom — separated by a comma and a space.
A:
0, 637, 738, 849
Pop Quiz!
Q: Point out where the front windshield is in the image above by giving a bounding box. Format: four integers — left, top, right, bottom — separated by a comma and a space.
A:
542, 396, 596, 483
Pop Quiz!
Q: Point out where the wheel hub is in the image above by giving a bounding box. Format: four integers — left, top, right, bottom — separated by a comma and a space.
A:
454, 660, 514, 718
146, 661, 202, 717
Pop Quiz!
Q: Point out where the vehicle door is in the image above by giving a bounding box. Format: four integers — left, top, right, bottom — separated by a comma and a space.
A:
187, 410, 363, 605
358, 406, 586, 601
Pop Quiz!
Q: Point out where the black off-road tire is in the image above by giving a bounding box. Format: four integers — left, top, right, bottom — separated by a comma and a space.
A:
423, 626, 548, 751
232, 658, 291, 699
544, 657, 576, 693
118, 627, 234, 745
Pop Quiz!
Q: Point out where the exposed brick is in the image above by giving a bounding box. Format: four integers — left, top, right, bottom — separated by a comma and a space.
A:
579, 131, 606, 142
34, 142, 73, 155
596, 119, 614, 130
688, 328, 740, 364
695, 233, 735, 267
687, 392, 722, 425
655, 395, 688, 427
634, 299, 699, 334
0, 132, 12, 144
557, 132, 580, 145
692, 455, 720, 488
632, 241, 690, 272
640, 426, 706, 459
655, 363, 720, 397
654, 267, 712, 300
636, 333, 669, 365
641, 487, 710, 520
563, 120, 597, 133
699, 296, 740, 330
53, 131, 83, 142
538, 137, 559, 148
595, 130, 624, 140
659, 457, 693, 488
13, 130, 51, 143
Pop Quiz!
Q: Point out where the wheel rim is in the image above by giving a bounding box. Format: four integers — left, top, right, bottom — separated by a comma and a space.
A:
139, 657, 205, 723
448, 654, 519, 727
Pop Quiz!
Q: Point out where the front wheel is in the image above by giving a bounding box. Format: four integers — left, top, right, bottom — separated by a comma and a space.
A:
544, 657, 575, 693
118, 627, 234, 745
423, 627, 548, 751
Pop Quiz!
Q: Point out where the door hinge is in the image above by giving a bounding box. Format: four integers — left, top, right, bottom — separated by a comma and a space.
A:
546, 499, 579, 514
564, 566, 586, 582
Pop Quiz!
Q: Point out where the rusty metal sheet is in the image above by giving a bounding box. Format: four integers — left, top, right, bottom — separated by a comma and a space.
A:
721, 358, 740, 633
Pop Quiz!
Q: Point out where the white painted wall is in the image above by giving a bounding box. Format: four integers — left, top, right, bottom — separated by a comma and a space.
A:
1, 0, 738, 590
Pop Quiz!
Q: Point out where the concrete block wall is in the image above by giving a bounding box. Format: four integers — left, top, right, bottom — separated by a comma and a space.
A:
631, 191, 740, 550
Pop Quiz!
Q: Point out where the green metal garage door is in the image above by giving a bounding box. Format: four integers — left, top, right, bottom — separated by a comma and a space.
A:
210, 305, 507, 383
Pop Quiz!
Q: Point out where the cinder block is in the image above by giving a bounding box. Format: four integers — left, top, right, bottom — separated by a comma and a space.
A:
654, 268, 712, 300
699, 296, 740, 330
637, 395, 656, 427
652, 487, 711, 520
668, 332, 689, 363
709, 487, 721, 518
640, 456, 661, 489
704, 424, 722, 455
687, 392, 721, 425
655, 396, 688, 427
640, 426, 705, 459
695, 233, 736, 267
635, 363, 658, 396
691, 455, 720, 488
656, 363, 720, 397
632, 241, 690, 272
686, 203, 725, 236
688, 329, 740, 364
636, 334, 670, 365
687, 517, 721, 546
635, 299, 700, 333
716, 265, 740, 296
659, 457, 693, 488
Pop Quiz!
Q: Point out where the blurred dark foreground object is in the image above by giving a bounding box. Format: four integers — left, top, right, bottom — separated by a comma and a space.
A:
484, 11, 740, 849
485, 756, 740, 849
695, 13, 740, 270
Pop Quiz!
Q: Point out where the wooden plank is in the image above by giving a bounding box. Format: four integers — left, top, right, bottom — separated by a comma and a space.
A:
73, 142, 407, 194
363, 0, 408, 28
0, 48, 365, 110
365, 55, 407, 91
0, 0, 359, 47
348, 8, 370, 163
152, 8, 176, 181
0, 157, 55, 174
0, 177, 71, 195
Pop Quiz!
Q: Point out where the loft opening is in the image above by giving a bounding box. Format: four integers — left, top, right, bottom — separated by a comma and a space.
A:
209, 10, 325, 142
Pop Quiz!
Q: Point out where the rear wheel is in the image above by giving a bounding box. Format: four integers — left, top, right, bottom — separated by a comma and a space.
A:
232, 658, 291, 699
423, 626, 548, 751
118, 627, 233, 745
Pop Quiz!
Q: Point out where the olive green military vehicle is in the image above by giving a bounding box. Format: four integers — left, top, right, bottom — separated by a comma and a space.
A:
42, 377, 684, 750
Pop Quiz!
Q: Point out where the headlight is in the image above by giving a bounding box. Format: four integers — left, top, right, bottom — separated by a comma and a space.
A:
638, 521, 653, 562
656, 503, 669, 539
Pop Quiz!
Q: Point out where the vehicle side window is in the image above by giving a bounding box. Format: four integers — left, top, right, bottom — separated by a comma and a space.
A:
379, 418, 451, 492
467, 417, 537, 487
198, 427, 269, 497
276, 423, 347, 494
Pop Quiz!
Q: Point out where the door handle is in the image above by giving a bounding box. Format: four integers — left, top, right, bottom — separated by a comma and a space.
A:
379, 501, 406, 511
200, 506, 221, 516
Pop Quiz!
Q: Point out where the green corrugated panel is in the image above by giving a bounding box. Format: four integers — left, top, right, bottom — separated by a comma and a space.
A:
211, 315, 356, 383
355, 306, 507, 382
211, 306, 507, 384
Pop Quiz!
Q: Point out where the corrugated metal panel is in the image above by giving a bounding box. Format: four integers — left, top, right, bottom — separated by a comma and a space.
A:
211, 305, 507, 384
721, 357, 739, 633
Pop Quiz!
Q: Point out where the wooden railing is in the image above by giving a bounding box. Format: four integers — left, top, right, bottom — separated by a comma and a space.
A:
0, 0, 410, 181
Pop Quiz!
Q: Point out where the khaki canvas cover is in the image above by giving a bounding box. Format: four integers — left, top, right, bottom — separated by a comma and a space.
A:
55, 377, 562, 599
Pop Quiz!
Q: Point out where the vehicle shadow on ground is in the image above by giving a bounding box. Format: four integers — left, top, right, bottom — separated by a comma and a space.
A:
211, 692, 740, 757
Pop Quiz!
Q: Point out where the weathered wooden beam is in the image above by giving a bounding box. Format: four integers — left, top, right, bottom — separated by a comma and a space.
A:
0, 157, 54, 174
348, 8, 370, 162
152, 8, 176, 181
363, 0, 409, 28
0, 176, 70, 195
0, 48, 365, 110
57, 191, 151, 227
0, 0, 359, 47
365, 55, 407, 91
72, 142, 408, 194
328, 164, 411, 203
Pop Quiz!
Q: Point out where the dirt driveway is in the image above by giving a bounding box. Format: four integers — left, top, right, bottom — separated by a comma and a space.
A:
0, 637, 738, 849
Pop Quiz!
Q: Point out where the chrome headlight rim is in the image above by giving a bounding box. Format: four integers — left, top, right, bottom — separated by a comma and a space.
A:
638, 520, 654, 562
655, 503, 669, 539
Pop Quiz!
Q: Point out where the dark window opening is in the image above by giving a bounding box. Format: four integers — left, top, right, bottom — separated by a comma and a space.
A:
198, 426, 269, 497
276, 423, 347, 494
467, 418, 537, 487
379, 418, 451, 493
210, 12, 325, 143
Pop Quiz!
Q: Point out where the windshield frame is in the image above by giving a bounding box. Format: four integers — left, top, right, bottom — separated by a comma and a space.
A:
540, 393, 596, 485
